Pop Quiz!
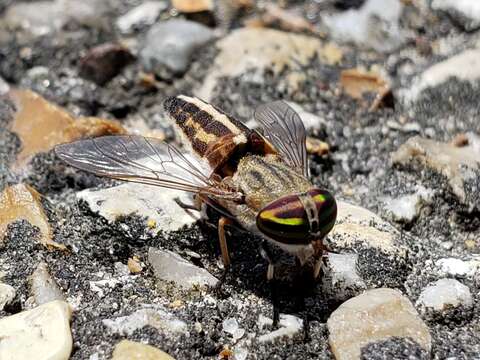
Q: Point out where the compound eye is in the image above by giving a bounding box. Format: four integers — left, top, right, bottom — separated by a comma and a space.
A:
256, 194, 310, 245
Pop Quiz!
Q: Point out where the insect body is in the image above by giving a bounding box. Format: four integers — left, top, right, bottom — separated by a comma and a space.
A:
55, 96, 337, 283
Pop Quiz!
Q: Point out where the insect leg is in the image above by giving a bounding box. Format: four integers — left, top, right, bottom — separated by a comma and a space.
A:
218, 217, 233, 268
260, 241, 280, 328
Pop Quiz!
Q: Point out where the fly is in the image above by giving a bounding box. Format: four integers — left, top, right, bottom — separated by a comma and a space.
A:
55, 95, 337, 327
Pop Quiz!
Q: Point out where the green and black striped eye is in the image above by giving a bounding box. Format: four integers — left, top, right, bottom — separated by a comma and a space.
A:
256, 189, 337, 245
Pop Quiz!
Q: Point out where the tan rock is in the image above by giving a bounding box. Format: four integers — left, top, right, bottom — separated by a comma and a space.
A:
8, 89, 125, 168
172, 0, 213, 13
197, 28, 342, 100
327, 288, 431, 360
111, 340, 175, 360
0, 183, 65, 250
391, 134, 480, 206
128, 257, 143, 274
0, 300, 73, 360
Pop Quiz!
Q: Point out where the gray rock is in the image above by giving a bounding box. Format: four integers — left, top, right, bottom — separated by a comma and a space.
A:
322, 253, 366, 301
431, 0, 480, 31
0, 283, 15, 310
140, 19, 214, 78
116, 1, 167, 34
148, 247, 218, 289
323, 0, 406, 52
103, 307, 188, 336
383, 186, 434, 224
417, 278, 473, 313
30, 262, 65, 306
327, 288, 431, 360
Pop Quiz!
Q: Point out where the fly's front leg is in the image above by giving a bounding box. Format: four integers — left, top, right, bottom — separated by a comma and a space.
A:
218, 216, 233, 268
260, 240, 280, 328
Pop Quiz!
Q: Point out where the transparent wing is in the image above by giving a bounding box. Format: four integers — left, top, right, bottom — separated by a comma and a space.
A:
254, 101, 309, 176
55, 135, 242, 200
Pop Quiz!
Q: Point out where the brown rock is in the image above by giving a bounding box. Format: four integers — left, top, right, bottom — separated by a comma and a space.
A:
79, 43, 134, 85
0, 183, 66, 250
171, 0, 213, 13
8, 89, 125, 168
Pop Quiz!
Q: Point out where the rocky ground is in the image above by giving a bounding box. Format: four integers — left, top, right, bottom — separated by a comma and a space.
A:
1, 0, 480, 359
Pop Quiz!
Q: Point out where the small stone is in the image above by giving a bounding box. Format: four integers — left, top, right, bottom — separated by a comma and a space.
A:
255, 3, 316, 33
327, 288, 431, 360
172, 0, 213, 13
116, 1, 167, 34
140, 19, 215, 78
103, 307, 188, 336
0, 283, 16, 310
148, 247, 218, 289
77, 183, 196, 234
257, 314, 303, 343
197, 28, 343, 100
0, 300, 73, 360
391, 134, 480, 208
417, 278, 473, 312
402, 49, 480, 102
0, 76, 9, 95
8, 89, 125, 168
323, 0, 405, 52
0, 183, 65, 250
383, 186, 434, 224
306, 137, 330, 156
127, 257, 143, 274
111, 340, 175, 360
222, 318, 245, 341
30, 262, 65, 305
79, 43, 134, 85
329, 201, 406, 257
431, 0, 480, 31
322, 253, 366, 301
436, 257, 480, 277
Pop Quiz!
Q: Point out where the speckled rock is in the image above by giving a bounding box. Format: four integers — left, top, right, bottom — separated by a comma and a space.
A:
323, 0, 405, 52
417, 278, 472, 313
148, 247, 218, 289
327, 288, 431, 360
0, 283, 16, 310
431, 0, 480, 31
111, 340, 175, 360
77, 183, 197, 234
322, 253, 366, 301
0, 300, 72, 360
140, 19, 215, 78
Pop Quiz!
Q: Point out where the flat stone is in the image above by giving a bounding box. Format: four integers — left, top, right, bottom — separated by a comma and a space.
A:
8, 89, 125, 168
327, 288, 431, 360
402, 48, 480, 102
417, 278, 473, 312
391, 134, 480, 209
140, 19, 214, 78
322, 253, 366, 301
116, 1, 167, 34
111, 340, 175, 360
3, 0, 108, 38
257, 314, 303, 343
103, 307, 187, 336
30, 262, 65, 305
383, 186, 434, 224
0, 183, 65, 250
431, 0, 480, 31
0, 300, 73, 360
436, 257, 480, 277
77, 183, 196, 234
0, 283, 16, 310
148, 247, 218, 289
323, 0, 405, 52
329, 201, 405, 257
196, 28, 343, 100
